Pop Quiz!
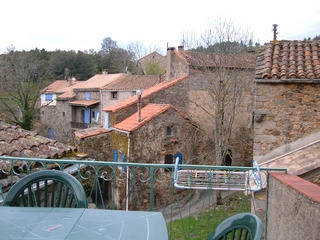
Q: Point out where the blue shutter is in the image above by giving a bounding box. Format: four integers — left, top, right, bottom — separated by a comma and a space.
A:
48, 128, 54, 140
86, 92, 91, 100
107, 113, 110, 128
113, 150, 118, 162
174, 153, 183, 164
84, 109, 90, 127
121, 154, 126, 172
45, 93, 52, 101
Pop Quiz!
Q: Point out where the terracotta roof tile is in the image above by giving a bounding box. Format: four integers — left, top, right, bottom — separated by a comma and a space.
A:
73, 73, 124, 90
256, 40, 320, 80
0, 121, 76, 158
101, 75, 163, 90
103, 75, 188, 113
113, 104, 188, 132
175, 49, 256, 69
74, 127, 111, 139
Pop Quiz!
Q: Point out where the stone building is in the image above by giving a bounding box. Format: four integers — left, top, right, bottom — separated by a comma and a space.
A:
165, 46, 256, 165
40, 73, 161, 144
254, 40, 320, 163
137, 51, 166, 75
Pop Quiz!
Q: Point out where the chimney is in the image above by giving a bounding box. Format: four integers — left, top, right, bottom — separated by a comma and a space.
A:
165, 47, 175, 81
178, 45, 184, 52
67, 76, 72, 87
102, 69, 108, 75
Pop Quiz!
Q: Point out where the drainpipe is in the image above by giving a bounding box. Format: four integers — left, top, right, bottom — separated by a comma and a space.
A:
99, 89, 102, 125
111, 127, 131, 211
126, 135, 130, 211
136, 90, 142, 122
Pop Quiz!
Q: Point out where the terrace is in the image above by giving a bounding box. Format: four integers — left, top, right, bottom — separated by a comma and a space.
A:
0, 156, 291, 239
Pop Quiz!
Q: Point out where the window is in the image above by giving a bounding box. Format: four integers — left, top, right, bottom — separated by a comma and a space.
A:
111, 92, 118, 99
62, 112, 65, 117
85, 92, 91, 100
166, 126, 172, 137
45, 93, 52, 101
164, 155, 174, 172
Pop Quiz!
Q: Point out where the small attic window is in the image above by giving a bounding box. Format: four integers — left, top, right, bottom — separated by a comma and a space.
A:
111, 91, 118, 99
166, 126, 173, 137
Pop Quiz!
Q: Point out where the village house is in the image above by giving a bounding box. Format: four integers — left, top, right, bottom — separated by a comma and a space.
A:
165, 46, 256, 165
137, 51, 166, 75
40, 72, 161, 144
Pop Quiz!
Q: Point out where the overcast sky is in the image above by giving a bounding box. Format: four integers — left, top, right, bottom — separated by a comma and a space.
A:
1, 0, 319, 54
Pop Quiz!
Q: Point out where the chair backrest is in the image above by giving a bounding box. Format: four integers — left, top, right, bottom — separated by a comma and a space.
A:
3, 170, 87, 208
207, 213, 262, 240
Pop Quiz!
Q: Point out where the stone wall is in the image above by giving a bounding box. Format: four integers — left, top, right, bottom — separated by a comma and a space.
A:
115, 107, 214, 165
113, 107, 213, 210
75, 132, 112, 161
267, 173, 320, 240
40, 100, 75, 144
254, 82, 320, 162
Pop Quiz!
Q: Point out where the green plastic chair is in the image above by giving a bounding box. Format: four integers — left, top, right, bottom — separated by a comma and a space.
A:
207, 213, 262, 240
3, 170, 87, 208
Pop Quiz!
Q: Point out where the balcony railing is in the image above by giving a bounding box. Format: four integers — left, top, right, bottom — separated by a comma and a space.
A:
0, 156, 286, 239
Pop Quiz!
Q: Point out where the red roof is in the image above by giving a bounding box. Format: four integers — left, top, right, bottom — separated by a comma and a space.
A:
0, 121, 76, 158
174, 48, 256, 69
113, 104, 188, 132
103, 75, 188, 113
101, 74, 163, 90
256, 40, 320, 80
74, 73, 123, 90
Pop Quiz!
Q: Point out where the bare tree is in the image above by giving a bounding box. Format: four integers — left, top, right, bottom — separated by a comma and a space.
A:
181, 19, 255, 204
0, 51, 51, 130
127, 41, 164, 60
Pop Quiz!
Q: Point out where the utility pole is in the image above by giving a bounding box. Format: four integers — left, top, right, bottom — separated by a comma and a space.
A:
272, 24, 278, 41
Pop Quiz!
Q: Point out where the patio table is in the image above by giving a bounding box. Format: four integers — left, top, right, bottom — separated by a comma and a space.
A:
0, 206, 168, 239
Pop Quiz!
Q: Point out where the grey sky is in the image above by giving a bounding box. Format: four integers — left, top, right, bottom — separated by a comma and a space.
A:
1, 0, 319, 54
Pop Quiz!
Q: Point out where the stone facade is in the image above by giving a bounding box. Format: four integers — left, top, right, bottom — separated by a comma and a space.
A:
75, 132, 112, 161
112, 106, 213, 210
254, 81, 320, 161
254, 40, 320, 163
114, 107, 213, 165
137, 51, 166, 75
165, 47, 256, 165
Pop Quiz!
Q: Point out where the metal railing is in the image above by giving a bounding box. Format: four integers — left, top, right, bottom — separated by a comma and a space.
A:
0, 156, 286, 239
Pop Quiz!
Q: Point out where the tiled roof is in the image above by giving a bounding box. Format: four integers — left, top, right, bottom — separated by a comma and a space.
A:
260, 140, 320, 175
138, 51, 165, 62
101, 75, 163, 90
73, 73, 124, 90
113, 104, 188, 132
0, 121, 76, 159
103, 75, 188, 113
42, 79, 82, 100
41, 80, 72, 93
175, 49, 256, 69
68, 100, 100, 107
255, 40, 320, 80
74, 127, 111, 139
